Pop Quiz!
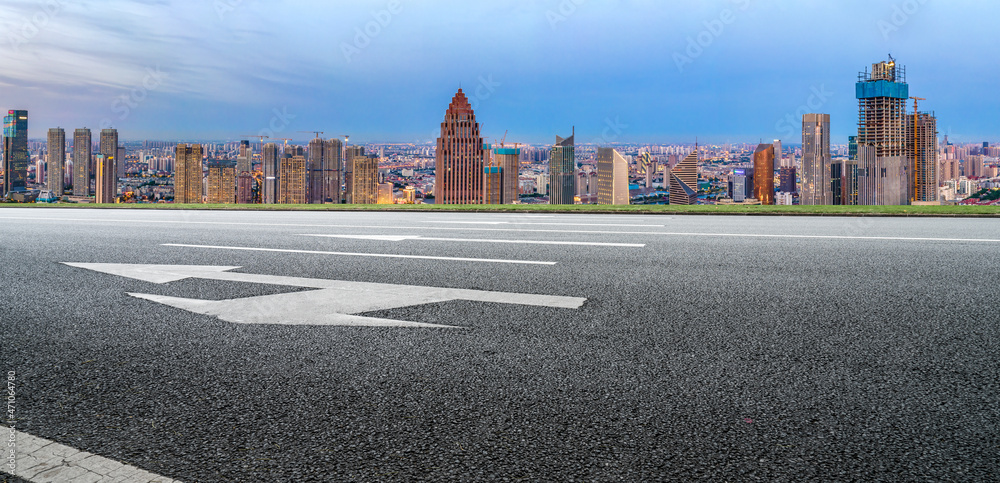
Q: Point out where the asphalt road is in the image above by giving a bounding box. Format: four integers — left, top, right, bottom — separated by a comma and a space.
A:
1, 208, 998, 481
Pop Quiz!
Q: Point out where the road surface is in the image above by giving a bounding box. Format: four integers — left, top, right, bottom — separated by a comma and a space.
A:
2, 208, 998, 481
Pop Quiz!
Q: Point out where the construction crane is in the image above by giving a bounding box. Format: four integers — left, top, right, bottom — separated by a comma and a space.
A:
500, 130, 507, 148
909, 96, 926, 202
240, 134, 268, 143
298, 131, 325, 139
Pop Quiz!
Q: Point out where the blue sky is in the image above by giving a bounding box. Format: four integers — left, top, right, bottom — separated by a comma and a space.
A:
0, 0, 996, 145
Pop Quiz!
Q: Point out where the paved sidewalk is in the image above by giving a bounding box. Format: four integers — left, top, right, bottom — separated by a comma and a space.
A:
2, 426, 180, 483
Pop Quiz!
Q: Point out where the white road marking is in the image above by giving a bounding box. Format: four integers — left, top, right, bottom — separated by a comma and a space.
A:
5, 216, 1000, 243
423, 221, 665, 227
2, 425, 182, 482
650, 232, 1000, 243
300, 234, 645, 247
160, 244, 557, 265
63, 263, 587, 328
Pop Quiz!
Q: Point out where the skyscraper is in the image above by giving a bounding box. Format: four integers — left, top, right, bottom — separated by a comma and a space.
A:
596, 147, 629, 205
72, 129, 92, 196
237, 172, 253, 204
47, 128, 66, 196
344, 145, 364, 203
753, 144, 775, 205
856, 57, 910, 205
306, 138, 343, 203
669, 149, 699, 205
324, 138, 343, 203
307, 137, 325, 203
237, 140, 252, 175
549, 128, 575, 205
100, 129, 118, 179
2, 110, 28, 197
174, 144, 204, 203
262, 143, 279, 204
435, 88, 488, 204
207, 162, 236, 204
349, 154, 378, 204
95, 155, 116, 203
279, 154, 306, 204
99, 129, 118, 197
907, 111, 938, 202
801, 113, 831, 205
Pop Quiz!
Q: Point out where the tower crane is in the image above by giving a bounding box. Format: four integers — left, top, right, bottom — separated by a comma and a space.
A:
240, 134, 269, 145
298, 131, 325, 139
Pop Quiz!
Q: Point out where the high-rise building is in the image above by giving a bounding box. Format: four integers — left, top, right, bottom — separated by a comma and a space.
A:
730, 168, 753, 202
779, 167, 797, 194
325, 138, 343, 203
906, 111, 938, 202
435, 88, 488, 204
965, 155, 985, 179
237, 172, 253, 204
237, 140, 252, 175
207, 162, 236, 204
117, 146, 125, 178
549, 128, 575, 205
47, 128, 66, 196
344, 145, 364, 203
830, 162, 843, 205
492, 147, 520, 204
669, 149, 699, 205
2, 110, 28, 197
939, 157, 961, 182
349, 154, 378, 204
856, 57, 909, 205
279, 154, 307, 204
100, 129, 118, 186
262, 143, 279, 204
773, 140, 784, 168
95, 155, 117, 203
801, 113, 831, 205
753, 143, 775, 205
306, 138, 343, 203
72, 129, 92, 196
174, 144, 204, 203
596, 147, 629, 205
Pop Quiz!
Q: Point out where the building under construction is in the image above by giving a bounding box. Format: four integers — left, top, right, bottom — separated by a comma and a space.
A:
855, 57, 910, 205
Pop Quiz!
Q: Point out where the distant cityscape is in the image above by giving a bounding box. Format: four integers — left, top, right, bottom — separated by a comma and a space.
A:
2, 56, 999, 207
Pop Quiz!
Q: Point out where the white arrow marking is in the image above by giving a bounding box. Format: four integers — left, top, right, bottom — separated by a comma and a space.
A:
160, 244, 557, 265
300, 234, 645, 247
63, 263, 587, 328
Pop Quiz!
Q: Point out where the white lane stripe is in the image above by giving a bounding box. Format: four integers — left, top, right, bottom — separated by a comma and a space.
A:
5, 217, 1000, 243
651, 232, 1000, 243
2, 425, 182, 482
422, 221, 665, 227
300, 234, 646, 247
161, 244, 558, 265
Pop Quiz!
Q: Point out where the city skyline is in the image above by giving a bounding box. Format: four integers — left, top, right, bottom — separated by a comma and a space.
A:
2, 1, 999, 144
